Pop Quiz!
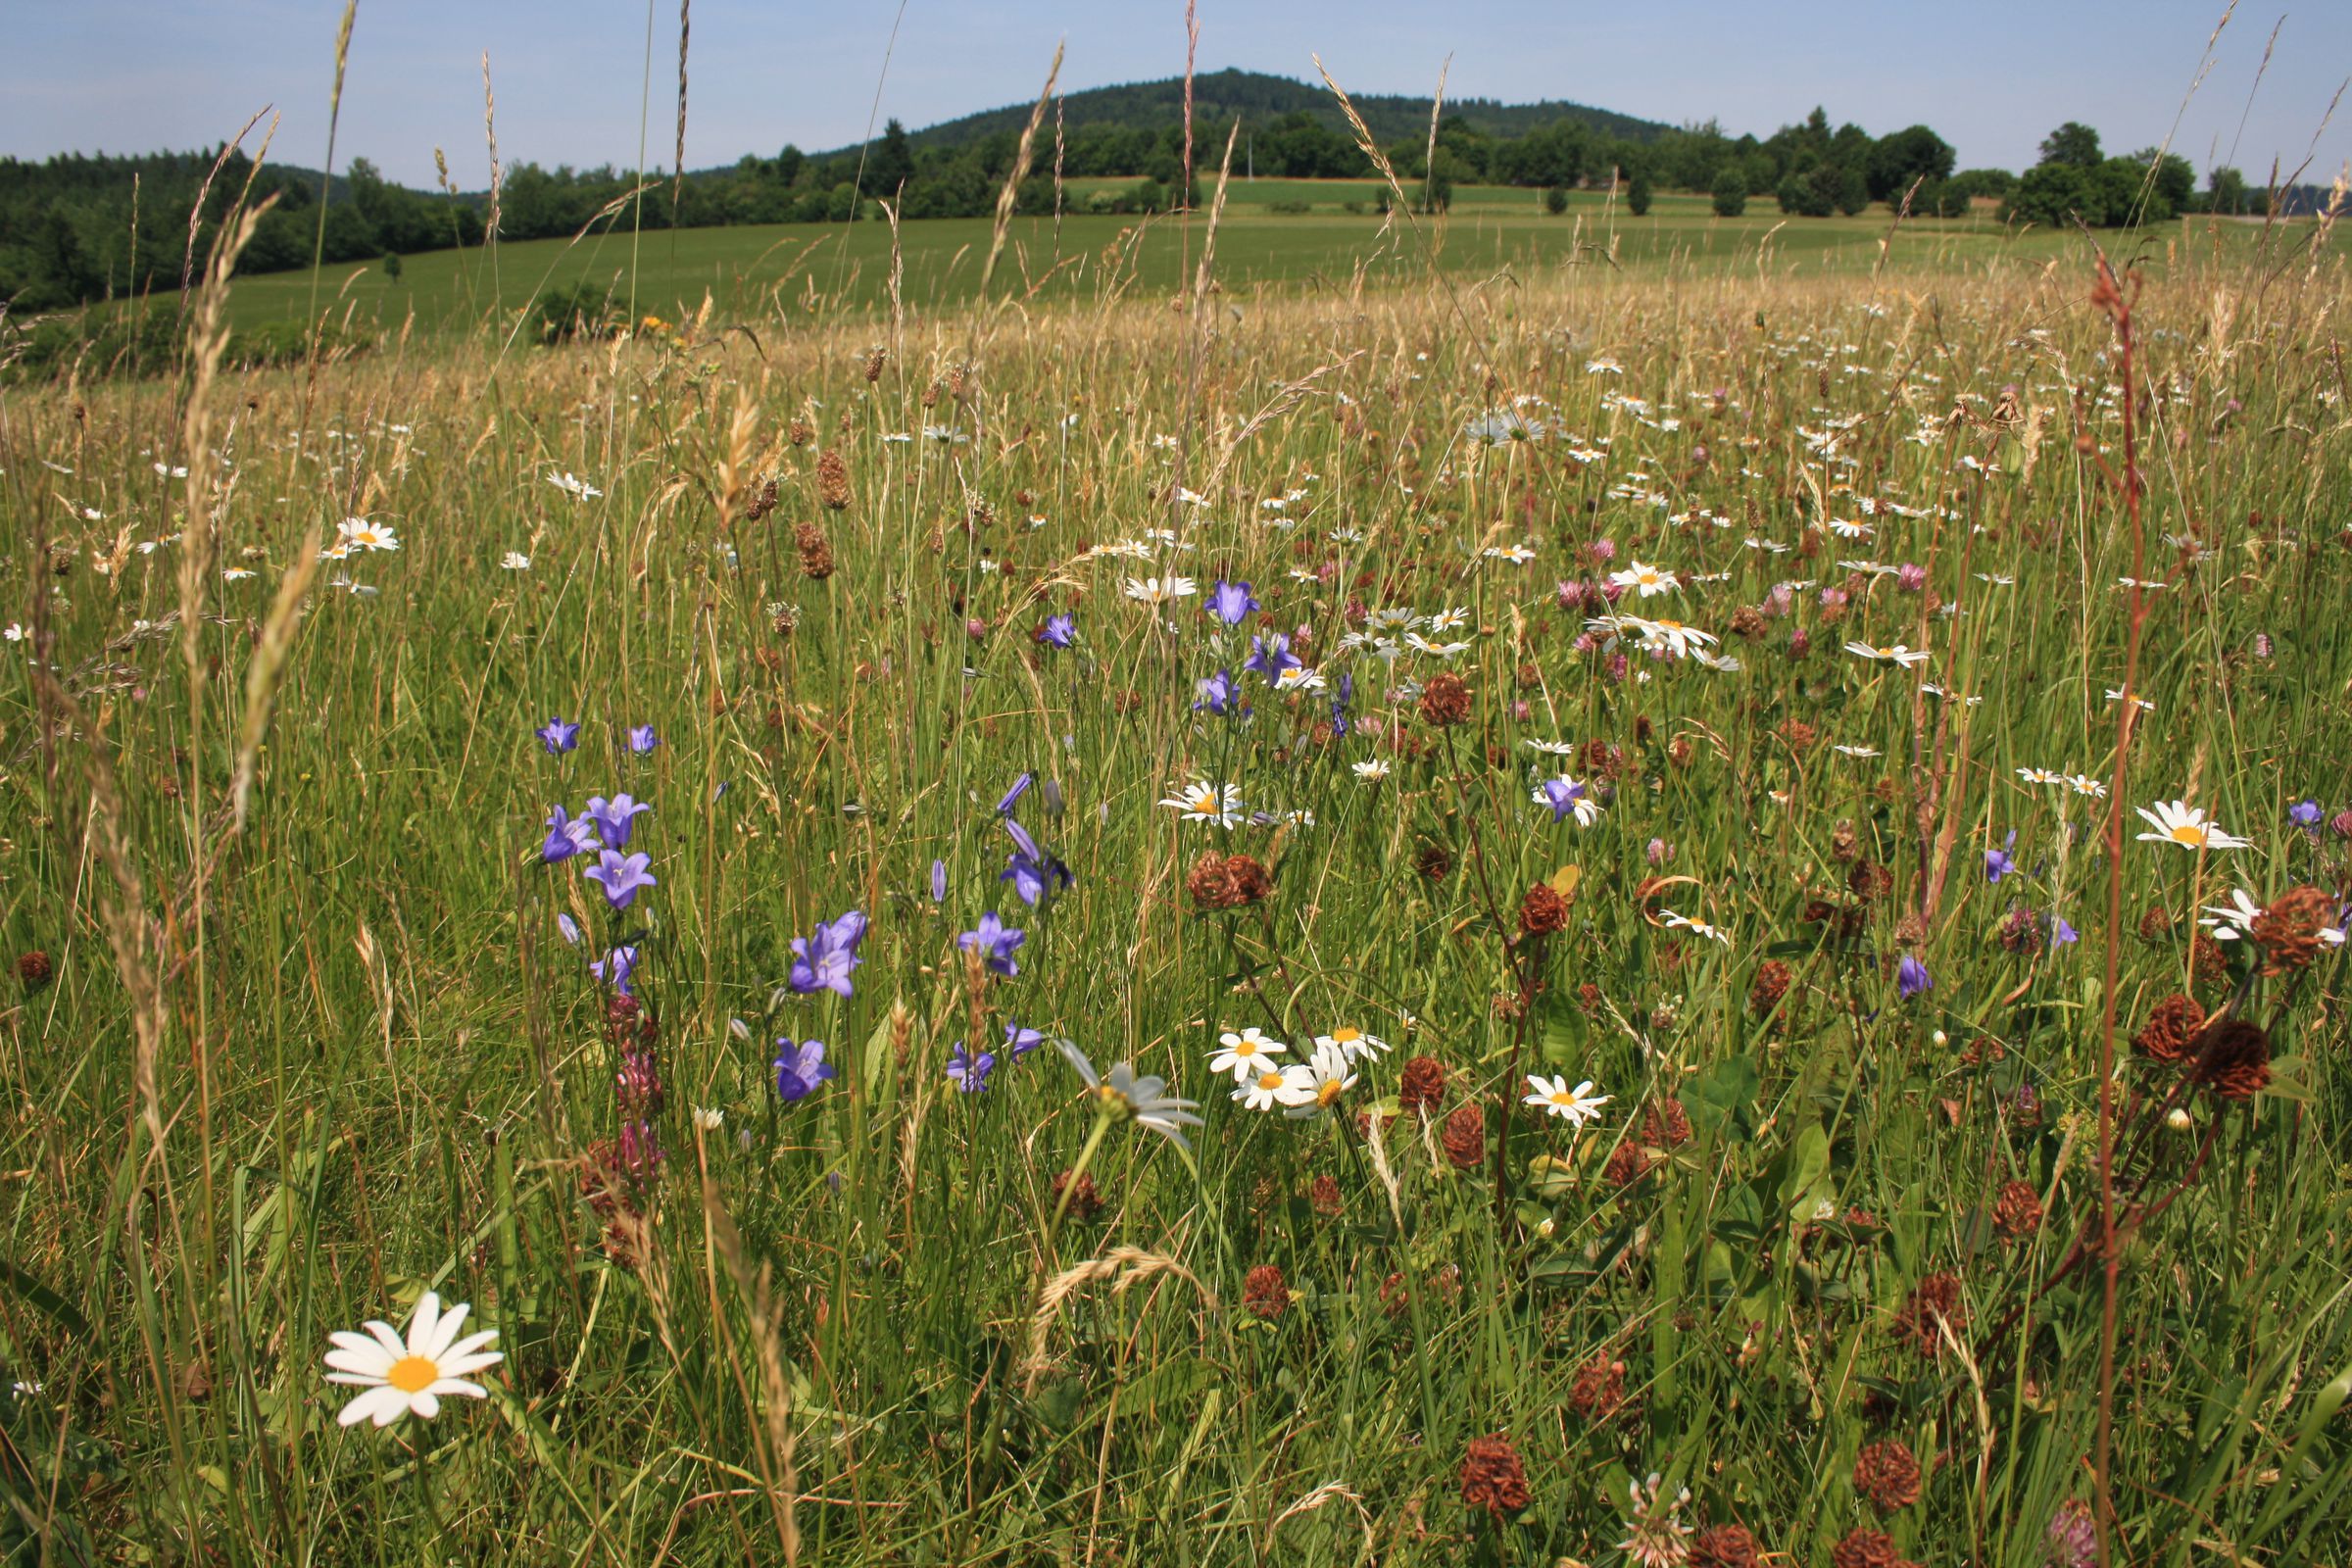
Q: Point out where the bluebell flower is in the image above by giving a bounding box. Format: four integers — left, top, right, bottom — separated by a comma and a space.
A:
556, 913, 583, 946
2048, 912, 2079, 946
627, 725, 661, 755
958, 910, 1026, 977
591, 944, 641, 993
1985, 830, 2019, 883
789, 910, 867, 997
585, 793, 653, 850
930, 858, 949, 903
1329, 672, 1353, 738
584, 850, 658, 909
1037, 612, 1076, 649
536, 716, 580, 755
947, 1044, 997, 1093
1244, 632, 1301, 681
996, 773, 1034, 816
773, 1037, 834, 1102
1207, 579, 1259, 626
2289, 798, 2324, 832
1896, 954, 1933, 1000
1001, 817, 1073, 908
1194, 668, 1244, 717
1003, 1020, 1045, 1056
542, 806, 599, 862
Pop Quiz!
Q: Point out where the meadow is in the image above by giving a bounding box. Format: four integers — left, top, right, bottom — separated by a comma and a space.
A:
142, 185, 2331, 343
1, 183, 2350, 1568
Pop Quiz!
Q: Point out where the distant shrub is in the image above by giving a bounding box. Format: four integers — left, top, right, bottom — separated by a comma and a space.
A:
1, 306, 178, 383
1266, 200, 1310, 215
534, 280, 621, 345
1544, 185, 1569, 216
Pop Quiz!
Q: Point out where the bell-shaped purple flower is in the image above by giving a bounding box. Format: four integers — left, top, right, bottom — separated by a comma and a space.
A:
542, 805, 599, 862
947, 1044, 997, 1094
788, 909, 867, 997
1037, 612, 1076, 649
773, 1037, 834, 1102
537, 716, 580, 755
1207, 579, 1259, 626
585, 793, 653, 850
584, 849, 658, 909
1896, 953, 1933, 1000
958, 910, 1026, 977
1244, 632, 1300, 681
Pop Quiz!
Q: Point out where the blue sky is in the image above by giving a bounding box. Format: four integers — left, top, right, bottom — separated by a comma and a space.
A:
4, 1, 2346, 189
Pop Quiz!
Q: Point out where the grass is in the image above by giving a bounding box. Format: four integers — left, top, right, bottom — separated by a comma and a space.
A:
97, 196, 2341, 343
1, 192, 2350, 1567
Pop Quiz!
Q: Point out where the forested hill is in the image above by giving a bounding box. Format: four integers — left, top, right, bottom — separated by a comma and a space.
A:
846, 66, 1671, 155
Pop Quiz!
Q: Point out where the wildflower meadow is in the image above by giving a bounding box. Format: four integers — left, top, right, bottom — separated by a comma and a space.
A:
3, 137, 2351, 1567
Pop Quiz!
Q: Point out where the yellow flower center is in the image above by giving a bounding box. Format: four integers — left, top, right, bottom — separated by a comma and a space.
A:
1331, 1028, 1360, 1044
1257, 1071, 1285, 1092
385, 1355, 438, 1394
1316, 1079, 1345, 1106
1549, 1092, 1576, 1106
2169, 824, 2205, 845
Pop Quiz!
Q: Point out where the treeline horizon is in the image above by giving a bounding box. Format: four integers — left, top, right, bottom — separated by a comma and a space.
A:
0, 88, 2323, 316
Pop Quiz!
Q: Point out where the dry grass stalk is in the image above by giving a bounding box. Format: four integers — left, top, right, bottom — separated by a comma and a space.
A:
481, 50, 503, 241
671, 0, 691, 222
230, 527, 323, 832
701, 1176, 802, 1564
1022, 1246, 1211, 1391
979, 41, 1063, 300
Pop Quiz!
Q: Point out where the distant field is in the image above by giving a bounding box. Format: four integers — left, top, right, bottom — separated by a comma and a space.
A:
133, 195, 2340, 341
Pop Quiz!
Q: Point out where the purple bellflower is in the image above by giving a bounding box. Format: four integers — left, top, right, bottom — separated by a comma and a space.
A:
1003, 1020, 1045, 1057
591, 944, 642, 993
958, 910, 1026, 977
1194, 668, 1244, 717
1244, 632, 1301, 682
627, 725, 661, 755
1985, 830, 2019, 883
1896, 954, 1933, 1000
537, 716, 580, 755
1207, 579, 1259, 626
947, 1044, 997, 1093
773, 1037, 834, 1102
1037, 613, 1076, 649
585, 849, 658, 909
542, 806, 599, 862
789, 909, 867, 997
1002, 817, 1073, 907
585, 793, 653, 850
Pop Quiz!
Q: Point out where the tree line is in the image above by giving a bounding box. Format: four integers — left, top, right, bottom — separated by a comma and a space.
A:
0, 107, 2293, 312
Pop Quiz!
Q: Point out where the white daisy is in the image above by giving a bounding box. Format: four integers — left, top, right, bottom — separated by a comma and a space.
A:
1843, 641, 1932, 668
1233, 1065, 1294, 1111
1160, 781, 1244, 826
1123, 575, 1198, 606
502, 552, 532, 570
1521, 1074, 1610, 1127
2017, 766, 2065, 786
322, 1292, 502, 1428
1351, 759, 1392, 783
1608, 562, 1677, 598
1660, 909, 1732, 946
1314, 1025, 1390, 1063
1275, 1041, 1357, 1118
1209, 1027, 1287, 1081
2133, 799, 2249, 852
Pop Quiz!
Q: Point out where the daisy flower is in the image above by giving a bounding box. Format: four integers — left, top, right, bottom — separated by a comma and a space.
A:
1124, 575, 1198, 606
1834, 744, 1882, 759
1233, 1065, 1294, 1111
1608, 561, 1677, 598
1843, 641, 1931, 668
338, 516, 399, 552
1660, 909, 1733, 946
2017, 766, 2065, 786
1057, 1041, 1201, 1151
1275, 1041, 1358, 1119
1160, 781, 1244, 826
2064, 773, 2109, 799
1314, 1025, 1389, 1063
1209, 1027, 1287, 1081
1521, 1074, 1611, 1127
1351, 759, 1392, 783
323, 1292, 503, 1428
547, 470, 603, 499
501, 552, 531, 570
2134, 799, 2249, 852
1484, 544, 1537, 564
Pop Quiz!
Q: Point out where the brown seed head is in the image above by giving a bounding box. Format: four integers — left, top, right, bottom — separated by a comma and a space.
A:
1853, 1439, 1921, 1511
816, 449, 852, 512
1458, 1433, 1532, 1518
1519, 882, 1570, 935
2132, 994, 2205, 1063
1993, 1179, 2044, 1242
2249, 886, 2332, 974
1442, 1102, 1486, 1170
17, 951, 52, 990
1831, 1527, 1902, 1568
1748, 958, 1791, 1019
2188, 1017, 2272, 1101
1892, 1271, 1966, 1357
1243, 1263, 1289, 1320
794, 520, 836, 580
1398, 1054, 1448, 1116
1417, 671, 1472, 727
1051, 1168, 1103, 1220
1690, 1523, 1764, 1568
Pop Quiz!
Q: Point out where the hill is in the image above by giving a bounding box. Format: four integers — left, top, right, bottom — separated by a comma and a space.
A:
825, 66, 1671, 158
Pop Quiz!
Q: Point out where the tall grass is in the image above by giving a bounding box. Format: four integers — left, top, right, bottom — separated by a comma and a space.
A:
0, 210, 2348, 1567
